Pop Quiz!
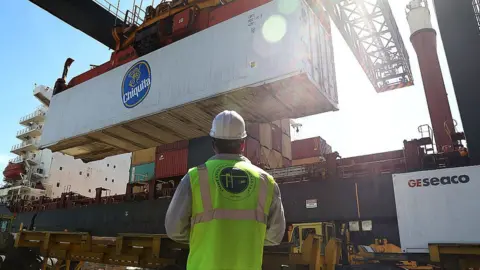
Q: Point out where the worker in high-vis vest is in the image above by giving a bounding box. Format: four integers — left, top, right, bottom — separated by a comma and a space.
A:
165, 110, 286, 270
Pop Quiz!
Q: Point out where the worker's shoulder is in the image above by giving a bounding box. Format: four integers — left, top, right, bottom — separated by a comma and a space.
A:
187, 164, 205, 174
249, 164, 276, 183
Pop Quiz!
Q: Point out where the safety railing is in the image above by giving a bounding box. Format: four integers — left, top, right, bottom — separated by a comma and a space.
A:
19, 107, 46, 124
9, 156, 24, 164
11, 140, 38, 151
268, 166, 310, 179
93, 0, 146, 26
16, 125, 42, 137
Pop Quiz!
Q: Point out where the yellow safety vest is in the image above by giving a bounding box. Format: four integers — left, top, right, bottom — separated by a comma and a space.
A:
188, 159, 275, 270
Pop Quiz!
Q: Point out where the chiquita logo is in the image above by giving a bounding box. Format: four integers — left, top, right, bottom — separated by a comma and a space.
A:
122, 60, 152, 108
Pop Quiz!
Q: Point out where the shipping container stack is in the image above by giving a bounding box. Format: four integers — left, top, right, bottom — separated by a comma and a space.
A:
245, 119, 292, 169
291, 136, 332, 166
155, 140, 189, 180
129, 142, 189, 188
128, 119, 293, 185
127, 137, 216, 187
130, 147, 156, 183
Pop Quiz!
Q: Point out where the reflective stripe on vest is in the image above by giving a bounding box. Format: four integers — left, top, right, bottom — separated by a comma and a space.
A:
192, 163, 269, 225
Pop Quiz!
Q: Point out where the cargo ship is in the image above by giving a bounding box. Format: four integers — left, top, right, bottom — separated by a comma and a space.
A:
9, 141, 406, 247
5, 0, 479, 268
4, 0, 435, 243
2, 84, 131, 211
9, 140, 453, 249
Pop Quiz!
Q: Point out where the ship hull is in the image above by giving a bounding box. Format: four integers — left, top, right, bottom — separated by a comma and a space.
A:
13, 174, 400, 244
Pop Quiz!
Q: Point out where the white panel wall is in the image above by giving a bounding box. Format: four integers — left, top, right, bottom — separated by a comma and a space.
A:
40, 0, 336, 148
393, 165, 480, 253
46, 152, 131, 197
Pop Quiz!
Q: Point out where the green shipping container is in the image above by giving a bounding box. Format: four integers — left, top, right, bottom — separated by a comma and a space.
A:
129, 162, 155, 183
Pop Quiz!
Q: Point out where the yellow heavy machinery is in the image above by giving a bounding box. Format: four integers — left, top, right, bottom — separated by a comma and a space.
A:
0, 214, 15, 254
12, 222, 434, 270
265, 222, 432, 270
0, 214, 13, 234
263, 222, 341, 270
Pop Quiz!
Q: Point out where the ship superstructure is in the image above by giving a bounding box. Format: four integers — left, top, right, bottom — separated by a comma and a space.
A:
2, 85, 131, 204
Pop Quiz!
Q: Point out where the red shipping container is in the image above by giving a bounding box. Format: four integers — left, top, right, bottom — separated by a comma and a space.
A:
68, 61, 112, 88
173, 8, 193, 33
209, 0, 271, 26
339, 150, 404, 167
245, 137, 261, 165
292, 137, 322, 160
271, 124, 283, 153
319, 137, 327, 154
155, 149, 189, 179
246, 122, 260, 141
111, 46, 138, 67
157, 140, 189, 153
193, 8, 213, 32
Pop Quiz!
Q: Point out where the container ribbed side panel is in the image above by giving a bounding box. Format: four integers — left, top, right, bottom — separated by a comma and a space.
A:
155, 149, 188, 179
129, 162, 155, 183
131, 147, 156, 166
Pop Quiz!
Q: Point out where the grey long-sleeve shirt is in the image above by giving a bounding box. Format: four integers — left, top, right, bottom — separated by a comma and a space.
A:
165, 154, 286, 246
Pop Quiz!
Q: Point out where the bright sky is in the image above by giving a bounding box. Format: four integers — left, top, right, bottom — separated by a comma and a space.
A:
0, 0, 462, 171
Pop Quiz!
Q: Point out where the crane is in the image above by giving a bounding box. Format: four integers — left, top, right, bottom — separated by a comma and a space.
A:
323, 0, 413, 92
29, 0, 413, 93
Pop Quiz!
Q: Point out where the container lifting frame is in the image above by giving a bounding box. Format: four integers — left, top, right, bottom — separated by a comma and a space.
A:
322, 0, 414, 92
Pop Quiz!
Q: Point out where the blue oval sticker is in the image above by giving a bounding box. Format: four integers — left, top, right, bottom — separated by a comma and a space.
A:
122, 60, 152, 108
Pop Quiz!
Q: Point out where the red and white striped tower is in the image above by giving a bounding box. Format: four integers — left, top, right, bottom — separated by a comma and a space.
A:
406, 0, 455, 151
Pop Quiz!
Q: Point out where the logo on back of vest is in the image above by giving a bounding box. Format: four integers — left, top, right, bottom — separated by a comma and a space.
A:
122, 60, 152, 108
214, 165, 255, 201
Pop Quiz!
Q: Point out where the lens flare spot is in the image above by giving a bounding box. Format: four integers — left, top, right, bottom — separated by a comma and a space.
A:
262, 15, 287, 43
277, 0, 299, 14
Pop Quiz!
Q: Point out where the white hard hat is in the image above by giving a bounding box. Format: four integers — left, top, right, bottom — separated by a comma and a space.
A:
210, 110, 247, 140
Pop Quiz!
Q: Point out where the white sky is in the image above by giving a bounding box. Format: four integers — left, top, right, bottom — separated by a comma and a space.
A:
292, 0, 462, 157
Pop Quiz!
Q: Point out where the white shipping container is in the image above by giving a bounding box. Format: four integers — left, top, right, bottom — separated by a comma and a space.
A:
393, 165, 480, 253
268, 149, 283, 169
40, 0, 338, 161
272, 120, 282, 129
282, 133, 292, 160
260, 147, 283, 169
259, 123, 273, 149
280, 119, 291, 136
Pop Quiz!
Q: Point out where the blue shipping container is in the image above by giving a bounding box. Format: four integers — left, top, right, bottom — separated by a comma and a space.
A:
129, 162, 155, 183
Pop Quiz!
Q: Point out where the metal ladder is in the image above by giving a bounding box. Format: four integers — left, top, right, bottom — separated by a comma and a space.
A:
418, 124, 435, 155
